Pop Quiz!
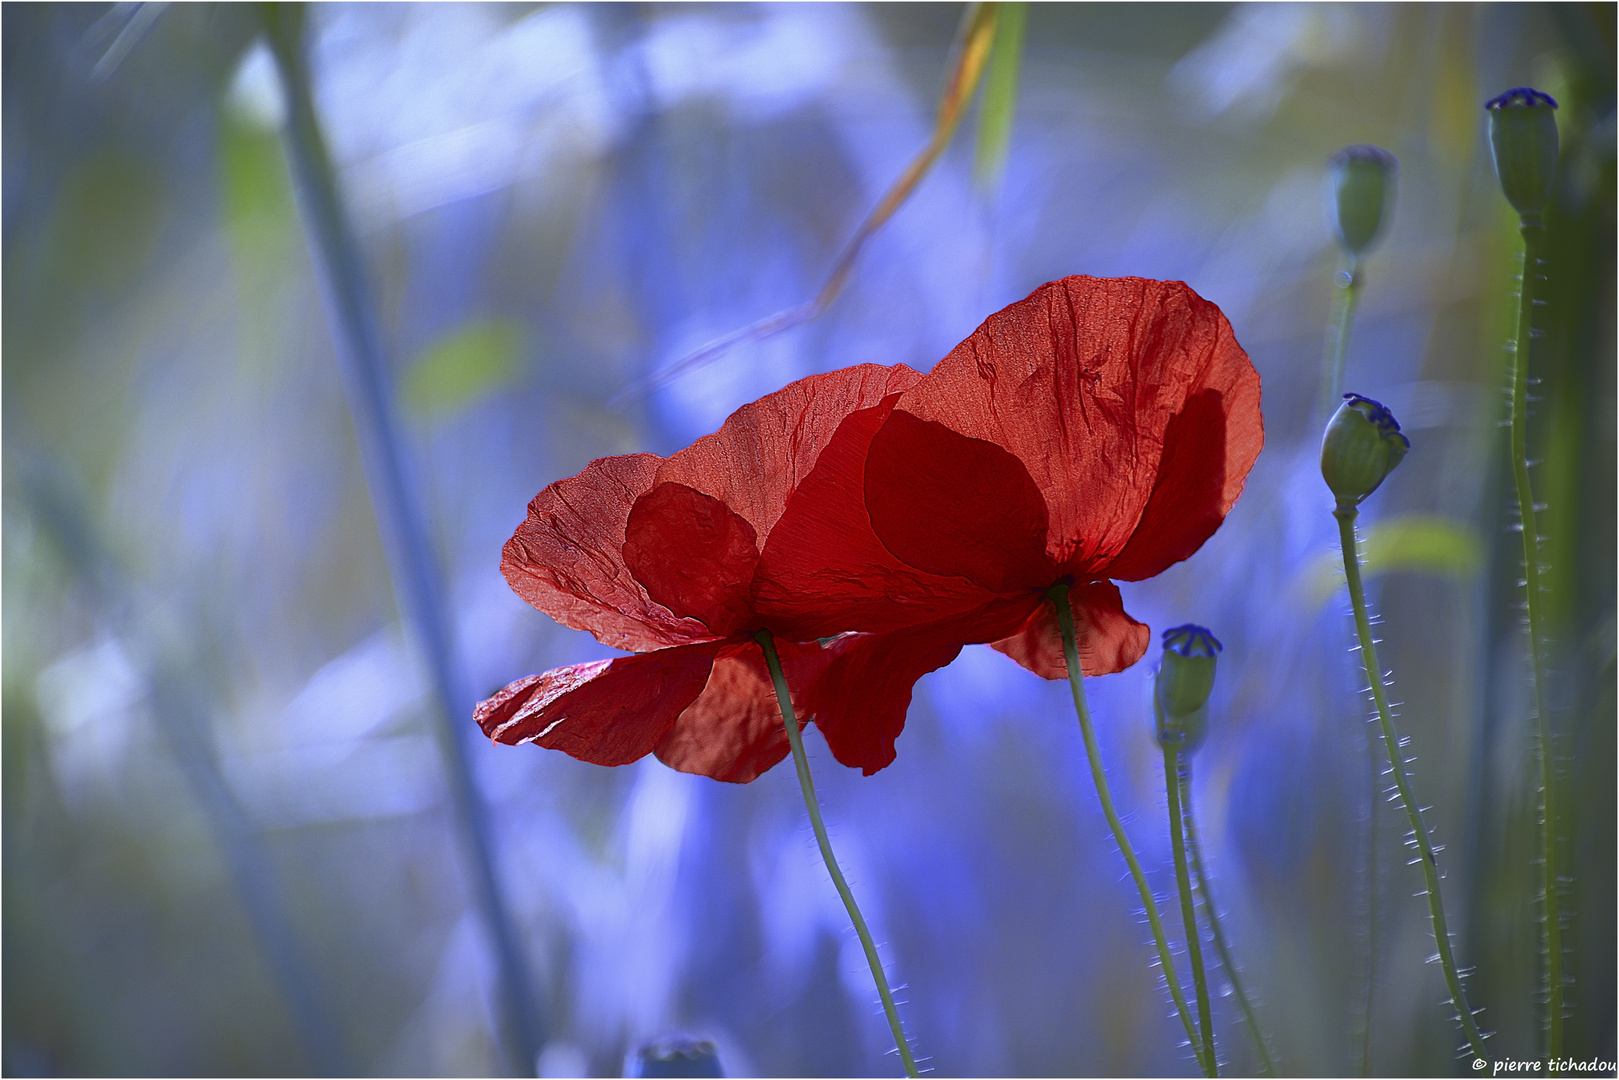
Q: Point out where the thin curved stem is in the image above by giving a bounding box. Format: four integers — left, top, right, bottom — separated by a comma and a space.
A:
1180, 760, 1278, 1078
1163, 733, 1217, 1073
1360, 714, 1380, 1078
1323, 257, 1362, 413
755, 630, 920, 1078
1335, 506, 1487, 1060
1509, 219, 1562, 1057
1050, 585, 1211, 1077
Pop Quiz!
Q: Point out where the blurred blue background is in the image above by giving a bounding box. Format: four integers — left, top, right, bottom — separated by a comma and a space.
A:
4, 4, 1613, 1076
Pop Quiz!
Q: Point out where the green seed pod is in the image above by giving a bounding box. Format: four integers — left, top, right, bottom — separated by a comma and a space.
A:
1328, 145, 1398, 256
1321, 393, 1410, 506
1155, 625, 1221, 753
1486, 87, 1559, 218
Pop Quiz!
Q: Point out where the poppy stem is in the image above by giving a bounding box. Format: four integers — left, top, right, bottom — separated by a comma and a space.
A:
1180, 757, 1279, 1077
1508, 219, 1562, 1057
754, 629, 921, 1078
1323, 257, 1361, 413
1049, 585, 1212, 1077
1359, 708, 1380, 1078
1323, 254, 1378, 1070
1334, 505, 1488, 1060
1161, 728, 1217, 1073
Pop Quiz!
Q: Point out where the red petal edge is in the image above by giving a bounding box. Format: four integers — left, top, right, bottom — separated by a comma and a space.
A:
475, 643, 720, 766
502, 454, 712, 652
894, 276, 1261, 573
653, 363, 923, 544
654, 638, 833, 784
806, 599, 1039, 775
988, 581, 1150, 679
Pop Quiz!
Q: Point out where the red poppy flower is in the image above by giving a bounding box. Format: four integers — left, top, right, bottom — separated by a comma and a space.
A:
752, 276, 1263, 769
475, 363, 934, 783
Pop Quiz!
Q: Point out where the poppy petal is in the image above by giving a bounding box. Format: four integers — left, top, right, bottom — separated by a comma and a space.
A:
864, 409, 1057, 592
1102, 386, 1262, 580
502, 454, 713, 652
754, 398, 1004, 639
624, 482, 761, 637
807, 600, 1039, 775
654, 363, 923, 543
893, 276, 1260, 572
475, 642, 719, 766
987, 581, 1150, 679
654, 639, 832, 784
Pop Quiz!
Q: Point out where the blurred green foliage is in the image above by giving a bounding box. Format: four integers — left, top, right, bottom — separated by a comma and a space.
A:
1301, 514, 1484, 610
403, 320, 525, 421
972, 1, 1025, 191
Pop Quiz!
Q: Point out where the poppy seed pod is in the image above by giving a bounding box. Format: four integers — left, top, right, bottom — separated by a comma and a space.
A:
1329, 145, 1398, 256
1155, 625, 1220, 752
1486, 87, 1559, 218
1321, 393, 1410, 506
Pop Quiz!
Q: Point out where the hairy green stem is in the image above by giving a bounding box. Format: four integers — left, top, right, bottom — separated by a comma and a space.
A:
1360, 716, 1380, 1078
1509, 219, 1562, 1056
1323, 258, 1362, 413
1335, 506, 1487, 1059
1180, 760, 1278, 1078
754, 630, 920, 1078
1163, 734, 1217, 1073
1050, 585, 1211, 1076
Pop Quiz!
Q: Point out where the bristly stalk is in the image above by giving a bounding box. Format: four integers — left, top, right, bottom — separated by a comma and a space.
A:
1180, 761, 1278, 1078
1161, 725, 1217, 1073
1509, 218, 1562, 1057
755, 630, 921, 1079
1334, 505, 1487, 1060
1486, 84, 1563, 1056
1359, 712, 1380, 1078
1050, 585, 1213, 1077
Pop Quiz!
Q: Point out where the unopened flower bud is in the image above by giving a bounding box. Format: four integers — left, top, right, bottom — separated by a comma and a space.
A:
1486, 87, 1559, 218
1321, 393, 1410, 506
634, 1037, 723, 1079
1328, 145, 1398, 256
1155, 624, 1221, 753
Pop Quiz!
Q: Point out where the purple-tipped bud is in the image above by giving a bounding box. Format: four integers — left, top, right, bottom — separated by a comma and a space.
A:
1322, 393, 1410, 506
634, 1037, 723, 1079
1155, 624, 1221, 752
1329, 145, 1398, 256
1486, 87, 1559, 217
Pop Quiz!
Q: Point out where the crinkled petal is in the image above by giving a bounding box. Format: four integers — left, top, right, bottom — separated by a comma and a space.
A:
754, 398, 1004, 639
988, 581, 1149, 679
807, 599, 1039, 775
1102, 386, 1262, 580
502, 454, 713, 652
474, 642, 719, 765
654, 639, 832, 784
894, 276, 1260, 572
624, 482, 760, 637
865, 409, 1057, 592
654, 363, 923, 543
